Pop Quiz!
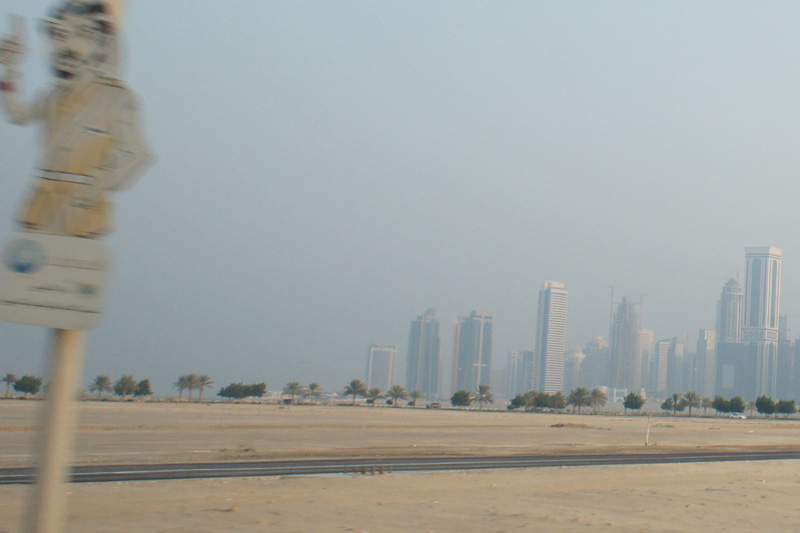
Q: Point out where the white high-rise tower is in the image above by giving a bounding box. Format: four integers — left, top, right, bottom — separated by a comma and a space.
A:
743, 246, 782, 398
533, 281, 568, 393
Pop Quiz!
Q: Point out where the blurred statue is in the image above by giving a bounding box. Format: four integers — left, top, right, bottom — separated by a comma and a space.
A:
0, 0, 152, 238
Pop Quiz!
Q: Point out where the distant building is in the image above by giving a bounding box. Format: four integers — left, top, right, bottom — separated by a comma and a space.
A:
777, 337, 795, 400
654, 339, 671, 393
743, 246, 782, 398
609, 297, 640, 392
507, 350, 535, 397
507, 351, 522, 397
581, 336, 609, 388
667, 338, 686, 394
366, 345, 397, 391
793, 339, 800, 401
406, 309, 441, 399
653, 337, 685, 395
777, 314, 794, 400
490, 367, 508, 400
713, 277, 745, 399
779, 314, 790, 342
453, 311, 493, 393
716, 278, 743, 345
638, 329, 655, 390
533, 281, 568, 393
564, 348, 585, 392
695, 329, 716, 398
716, 342, 751, 399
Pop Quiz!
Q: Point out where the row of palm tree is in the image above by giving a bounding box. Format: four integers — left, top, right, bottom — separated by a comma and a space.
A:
281, 382, 324, 404
661, 391, 704, 415
566, 387, 608, 414
173, 374, 214, 401
88, 375, 153, 400
450, 385, 496, 409
342, 379, 425, 407
2, 373, 43, 397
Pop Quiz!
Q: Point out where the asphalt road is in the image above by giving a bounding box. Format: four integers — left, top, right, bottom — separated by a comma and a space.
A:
3, 450, 800, 485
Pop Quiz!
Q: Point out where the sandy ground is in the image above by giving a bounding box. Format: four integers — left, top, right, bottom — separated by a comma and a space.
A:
2, 400, 800, 531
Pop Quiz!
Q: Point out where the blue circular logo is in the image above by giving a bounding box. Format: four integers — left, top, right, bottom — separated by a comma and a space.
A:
4, 239, 46, 274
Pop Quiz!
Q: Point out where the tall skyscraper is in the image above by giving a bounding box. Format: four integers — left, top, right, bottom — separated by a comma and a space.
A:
453, 311, 493, 393
743, 246, 782, 398
715, 277, 747, 399
366, 345, 397, 391
716, 278, 743, 345
609, 297, 640, 392
406, 309, 441, 399
533, 281, 568, 393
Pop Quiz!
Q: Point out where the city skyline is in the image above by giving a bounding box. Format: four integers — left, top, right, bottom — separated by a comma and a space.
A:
5, 2, 800, 397
366, 247, 792, 403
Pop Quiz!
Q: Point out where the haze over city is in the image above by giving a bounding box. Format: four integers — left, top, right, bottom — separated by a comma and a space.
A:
3, 0, 800, 396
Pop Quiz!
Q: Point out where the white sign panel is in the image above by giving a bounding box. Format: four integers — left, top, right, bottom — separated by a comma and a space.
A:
0, 232, 110, 330
0, 2, 151, 331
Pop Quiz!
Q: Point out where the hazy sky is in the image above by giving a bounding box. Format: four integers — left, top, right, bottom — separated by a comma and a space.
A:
2, 1, 800, 396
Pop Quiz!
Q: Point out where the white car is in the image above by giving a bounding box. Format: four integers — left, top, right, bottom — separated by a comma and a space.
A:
729, 413, 747, 419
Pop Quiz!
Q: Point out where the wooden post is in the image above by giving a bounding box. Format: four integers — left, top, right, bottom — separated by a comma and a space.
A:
23, 329, 85, 533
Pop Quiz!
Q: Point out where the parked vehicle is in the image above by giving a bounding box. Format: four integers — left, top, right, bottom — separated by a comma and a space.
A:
426, 402, 442, 409
729, 413, 747, 419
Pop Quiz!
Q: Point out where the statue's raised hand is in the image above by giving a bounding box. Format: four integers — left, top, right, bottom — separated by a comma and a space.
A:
0, 15, 26, 68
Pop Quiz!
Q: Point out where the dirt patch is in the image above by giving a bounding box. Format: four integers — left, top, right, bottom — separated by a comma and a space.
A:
550, 423, 610, 430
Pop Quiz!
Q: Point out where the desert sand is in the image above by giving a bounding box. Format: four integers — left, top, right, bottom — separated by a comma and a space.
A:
1, 400, 800, 531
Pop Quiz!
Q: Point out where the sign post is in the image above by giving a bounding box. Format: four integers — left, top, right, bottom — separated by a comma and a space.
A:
24, 329, 84, 533
0, 2, 152, 531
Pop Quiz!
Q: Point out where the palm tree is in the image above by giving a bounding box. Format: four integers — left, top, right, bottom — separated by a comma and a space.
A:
344, 379, 368, 405
684, 391, 701, 416
365, 387, 383, 407
114, 375, 138, 400
409, 390, 425, 407
196, 375, 214, 401
387, 385, 408, 407
702, 397, 713, 416
2, 373, 17, 398
567, 387, 591, 413
590, 388, 608, 414
474, 384, 494, 410
671, 392, 681, 416
89, 375, 112, 400
186, 374, 200, 402
283, 381, 304, 404
173, 375, 190, 401
306, 382, 323, 404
